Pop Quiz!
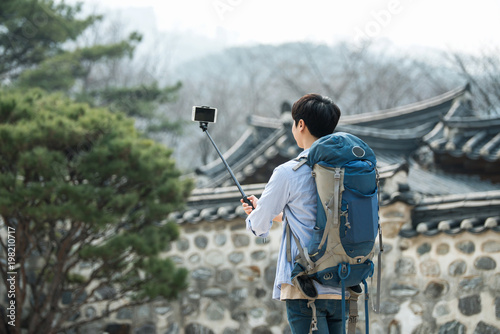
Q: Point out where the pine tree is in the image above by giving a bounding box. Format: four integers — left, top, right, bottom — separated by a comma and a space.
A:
0, 89, 192, 333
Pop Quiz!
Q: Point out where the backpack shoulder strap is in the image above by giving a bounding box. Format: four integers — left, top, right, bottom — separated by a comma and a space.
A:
292, 156, 308, 171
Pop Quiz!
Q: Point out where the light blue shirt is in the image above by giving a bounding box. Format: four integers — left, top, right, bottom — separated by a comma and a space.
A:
246, 149, 342, 300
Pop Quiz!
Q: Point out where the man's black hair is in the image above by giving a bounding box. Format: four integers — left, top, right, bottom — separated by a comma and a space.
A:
291, 93, 341, 138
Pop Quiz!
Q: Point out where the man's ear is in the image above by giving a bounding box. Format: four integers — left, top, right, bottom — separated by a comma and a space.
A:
298, 119, 305, 131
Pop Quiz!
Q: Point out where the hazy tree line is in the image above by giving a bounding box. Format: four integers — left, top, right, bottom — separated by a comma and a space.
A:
166, 41, 499, 169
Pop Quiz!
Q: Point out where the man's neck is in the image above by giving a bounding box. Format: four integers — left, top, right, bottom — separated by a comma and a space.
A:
302, 136, 318, 150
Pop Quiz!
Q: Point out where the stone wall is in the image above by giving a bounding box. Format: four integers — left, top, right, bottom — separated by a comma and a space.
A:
17, 201, 498, 333
114, 200, 499, 334
373, 202, 500, 334
160, 218, 288, 334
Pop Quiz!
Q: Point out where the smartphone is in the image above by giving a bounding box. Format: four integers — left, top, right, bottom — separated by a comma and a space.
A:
192, 106, 217, 123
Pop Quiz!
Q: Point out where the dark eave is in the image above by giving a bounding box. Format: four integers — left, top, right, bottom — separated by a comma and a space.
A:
426, 117, 500, 162
400, 190, 500, 238
336, 121, 435, 156
171, 163, 406, 225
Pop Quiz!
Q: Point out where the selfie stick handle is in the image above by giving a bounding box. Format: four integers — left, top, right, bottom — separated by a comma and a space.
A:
200, 122, 254, 209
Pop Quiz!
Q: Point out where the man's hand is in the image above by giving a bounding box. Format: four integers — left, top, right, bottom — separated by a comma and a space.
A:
241, 195, 258, 215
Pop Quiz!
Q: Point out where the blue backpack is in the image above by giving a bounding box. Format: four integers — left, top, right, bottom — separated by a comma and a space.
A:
286, 132, 382, 334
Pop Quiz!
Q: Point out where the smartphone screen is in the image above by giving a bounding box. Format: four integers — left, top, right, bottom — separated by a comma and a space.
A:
192, 107, 217, 123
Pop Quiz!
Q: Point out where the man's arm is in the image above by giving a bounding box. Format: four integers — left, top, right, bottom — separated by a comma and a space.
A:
241, 196, 283, 222
240, 165, 290, 236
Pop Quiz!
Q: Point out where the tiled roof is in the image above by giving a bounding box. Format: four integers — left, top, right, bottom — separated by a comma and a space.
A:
400, 190, 500, 238
171, 163, 404, 225
422, 99, 500, 182
340, 84, 470, 128
194, 85, 470, 187
179, 84, 500, 239
424, 110, 500, 162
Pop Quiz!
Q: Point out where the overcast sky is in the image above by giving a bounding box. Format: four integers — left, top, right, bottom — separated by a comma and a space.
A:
75, 0, 499, 54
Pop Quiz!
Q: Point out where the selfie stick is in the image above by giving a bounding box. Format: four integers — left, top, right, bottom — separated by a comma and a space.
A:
199, 122, 254, 209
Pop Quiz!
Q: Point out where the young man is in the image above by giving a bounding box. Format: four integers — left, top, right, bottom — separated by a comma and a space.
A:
241, 94, 344, 333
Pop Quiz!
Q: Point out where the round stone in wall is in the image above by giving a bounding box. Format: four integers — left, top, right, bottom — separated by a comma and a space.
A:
395, 257, 416, 276
182, 303, 196, 316
251, 250, 267, 261
229, 287, 248, 304
228, 251, 244, 264
117, 307, 133, 320
214, 233, 227, 246
205, 249, 224, 266
432, 301, 450, 318
483, 240, 500, 253
252, 326, 273, 334
203, 287, 227, 298
206, 300, 226, 321
216, 268, 234, 284
474, 321, 500, 334
438, 321, 464, 334
232, 234, 250, 247
185, 323, 214, 334
134, 323, 156, 334
255, 288, 267, 298
231, 309, 247, 322
449, 260, 467, 276
458, 294, 481, 316
176, 238, 189, 252
389, 283, 419, 298
436, 243, 450, 255
459, 276, 483, 292
492, 273, 500, 291
238, 266, 261, 281
379, 301, 399, 314
423, 281, 448, 299
475, 256, 497, 270
417, 242, 431, 255
455, 240, 475, 254
412, 323, 436, 334
189, 253, 201, 264
85, 306, 96, 319
223, 329, 239, 334
194, 235, 208, 249
165, 322, 180, 334
136, 305, 151, 319
154, 305, 171, 315
249, 307, 266, 322
191, 267, 213, 281
104, 324, 131, 334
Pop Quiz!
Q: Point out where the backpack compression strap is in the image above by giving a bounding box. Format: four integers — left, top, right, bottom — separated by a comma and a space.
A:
286, 223, 315, 270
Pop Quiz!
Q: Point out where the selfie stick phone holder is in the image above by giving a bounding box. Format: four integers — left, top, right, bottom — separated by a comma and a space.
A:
199, 122, 254, 209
